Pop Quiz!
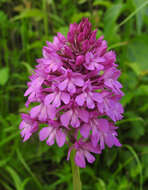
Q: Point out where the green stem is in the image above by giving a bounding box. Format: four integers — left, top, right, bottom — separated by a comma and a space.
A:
70, 150, 82, 190
42, 0, 48, 36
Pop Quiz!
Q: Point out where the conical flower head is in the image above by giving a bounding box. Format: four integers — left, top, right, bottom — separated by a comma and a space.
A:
19, 18, 124, 168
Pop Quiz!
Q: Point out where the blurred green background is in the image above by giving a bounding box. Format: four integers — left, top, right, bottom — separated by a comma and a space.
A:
0, 0, 148, 189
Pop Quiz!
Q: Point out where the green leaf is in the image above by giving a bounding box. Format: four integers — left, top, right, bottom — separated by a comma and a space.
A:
49, 14, 65, 26
71, 12, 91, 23
127, 35, 148, 75
110, 145, 143, 190
0, 10, 8, 25
136, 85, 148, 96
127, 62, 141, 76
118, 177, 131, 190
16, 149, 42, 190
58, 26, 69, 37
5, 166, 22, 190
21, 62, 33, 73
0, 132, 19, 147
27, 41, 43, 51
96, 178, 106, 190
139, 103, 148, 112
123, 145, 143, 190
116, 0, 148, 30
21, 177, 31, 190
0, 67, 9, 85
11, 8, 45, 21
78, 0, 87, 4
0, 179, 14, 190
104, 3, 123, 42
93, 0, 112, 8
0, 156, 12, 167
124, 112, 145, 140
121, 92, 134, 106
131, 0, 148, 34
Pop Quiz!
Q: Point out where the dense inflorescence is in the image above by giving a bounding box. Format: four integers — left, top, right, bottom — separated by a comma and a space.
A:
19, 18, 124, 168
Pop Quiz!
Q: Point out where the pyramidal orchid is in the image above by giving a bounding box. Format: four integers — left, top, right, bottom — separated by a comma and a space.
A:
19, 18, 124, 190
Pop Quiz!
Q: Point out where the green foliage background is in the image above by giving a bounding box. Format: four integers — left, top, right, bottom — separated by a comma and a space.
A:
0, 0, 148, 189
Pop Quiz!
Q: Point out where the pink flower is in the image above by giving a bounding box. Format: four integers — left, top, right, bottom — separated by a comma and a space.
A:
45, 32, 67, 52
20, 18, 124, 168
39, 121, 66, 147
100, 67, 124, 96
30, 103, 56, 121
80, 117, 121, 150
24, 76, 44, 101
44, 88, 70, 108
67, 139, 101, 168
58, 70, 84, 94
19, 114, 38, 142
84, 51, 105, 71
97, 92, 124, 122
75, 81, 103, 109
36, 52, 62, 73
61, 107, 89, 128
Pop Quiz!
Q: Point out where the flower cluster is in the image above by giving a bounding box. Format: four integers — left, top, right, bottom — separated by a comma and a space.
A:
19, 18, 124, 168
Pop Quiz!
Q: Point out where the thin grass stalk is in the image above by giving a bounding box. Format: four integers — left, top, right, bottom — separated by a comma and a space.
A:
42, 0, 48, 36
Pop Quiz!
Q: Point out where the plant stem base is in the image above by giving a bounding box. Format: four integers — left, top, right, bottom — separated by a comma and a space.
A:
70, 150, 82, 190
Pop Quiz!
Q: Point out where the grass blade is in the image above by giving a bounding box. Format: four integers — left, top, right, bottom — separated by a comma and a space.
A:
16, 148, 42, 190
116, 0, 148, 30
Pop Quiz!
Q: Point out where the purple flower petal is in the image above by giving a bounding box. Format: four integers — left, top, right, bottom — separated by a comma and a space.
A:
78, 109, 89, 123
92, 92, 103, 103
84, 151, 95, 164
85, 142, 101, 154
113, 136, 122, 147
30, 105, 41, 119
39, 127, 52, 141
86, 96, 95, 109
100, 136, 105, 150
44, 93, 55, 105
75, 93, 86, 106
75, 150, 86, 168
91, 126, 100, 147
71, 113, 80, 128
68, 81, 76, 94
59, 79, 68, 91
56, 128, 66, 147
80, 124, 90, 138
61, 92, 70, 104
73, 77, 84, 87
47, 105, 56, 120
104, 134, 114, 148
39, 105, 48, 121
46, 131, 56, 146
61, 110, 72, 127
53, 94, 61, 107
